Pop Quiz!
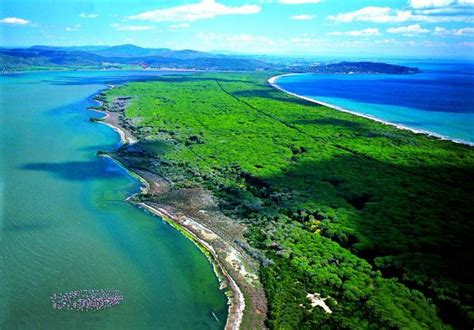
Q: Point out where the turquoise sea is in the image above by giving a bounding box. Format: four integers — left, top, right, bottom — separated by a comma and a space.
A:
0, 71, 228, 328
275, 60, 474, 144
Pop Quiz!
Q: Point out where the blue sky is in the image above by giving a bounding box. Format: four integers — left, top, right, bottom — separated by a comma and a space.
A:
1, 0, 473, 58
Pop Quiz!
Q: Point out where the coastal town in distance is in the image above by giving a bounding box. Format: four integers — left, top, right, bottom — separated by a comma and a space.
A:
1, 0, 473, 329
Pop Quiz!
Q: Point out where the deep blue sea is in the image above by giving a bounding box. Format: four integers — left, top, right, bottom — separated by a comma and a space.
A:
275, 60, 474, 144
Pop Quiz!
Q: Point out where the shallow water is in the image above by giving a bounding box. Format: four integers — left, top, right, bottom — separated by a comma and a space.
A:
276, 60, 474, 144
0, 71, 228, 329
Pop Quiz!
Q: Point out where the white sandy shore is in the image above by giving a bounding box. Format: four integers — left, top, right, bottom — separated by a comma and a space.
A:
138, 203, 245, 330
88, 86, 138, 145
94, 110, 138, 145
268, 74, 473, 147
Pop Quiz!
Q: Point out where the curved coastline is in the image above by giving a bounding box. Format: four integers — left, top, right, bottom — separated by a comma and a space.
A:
87, 90, 244, 330
268, 74, 474, 147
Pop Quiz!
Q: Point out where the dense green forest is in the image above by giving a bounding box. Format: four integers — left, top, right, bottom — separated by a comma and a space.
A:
100, 73, 474, 329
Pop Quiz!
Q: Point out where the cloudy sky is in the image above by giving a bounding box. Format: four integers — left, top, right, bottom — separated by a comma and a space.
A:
1, 0, 473, 57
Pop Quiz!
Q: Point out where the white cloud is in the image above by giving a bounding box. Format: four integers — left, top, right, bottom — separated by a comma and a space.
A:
110, 23, 154, 31
434, 26, 448, 34
387, 24, 429, 35
424, 15, 474, 22
169, 23, 191, 29
328, 28, 381, 36
408, 0, 474, 9
452, 26, 474, 34
79, 13, 98, 18
409, 0, 455, 9
417, 7, 466, 14
290, 14, 316, 20
434, 26, 474, 35
0, 17, 30, 25
278, 0, 322, 4
374, 38, 400, 44
409, 0, 474, 7
129, 0, 260, 23
65, 24, 82, 32
328, 7, 415, 23
328, 5, 474, 23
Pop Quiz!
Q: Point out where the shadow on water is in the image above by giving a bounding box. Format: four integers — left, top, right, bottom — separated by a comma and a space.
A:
47, 100, 98, 117
79, 144, 118, 152
41, 76, 160, 86
19, 160, 124, 181
2, 221, 52, 233
157, 75, 253, 84
39, 72, 193, 86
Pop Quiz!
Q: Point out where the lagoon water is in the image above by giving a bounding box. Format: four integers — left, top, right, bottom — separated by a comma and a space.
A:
276, 60, 474, 144
0, 71, 227, 328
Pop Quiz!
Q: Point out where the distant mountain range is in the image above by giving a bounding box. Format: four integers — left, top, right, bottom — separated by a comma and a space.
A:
0, 44, 421, 74
0, 44, 271, 71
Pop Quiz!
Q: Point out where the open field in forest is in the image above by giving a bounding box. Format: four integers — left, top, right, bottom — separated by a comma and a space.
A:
99, 72, 474, 329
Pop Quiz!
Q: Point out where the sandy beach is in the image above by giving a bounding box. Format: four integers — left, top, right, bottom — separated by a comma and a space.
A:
138, 203, 245, 330
268, 74, 474, 147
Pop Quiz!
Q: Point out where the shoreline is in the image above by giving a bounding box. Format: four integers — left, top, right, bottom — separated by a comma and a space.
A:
138, 203, 245, 330
86, 91, 246, 330
268, 74, 473, 147
92, 109, 138, 145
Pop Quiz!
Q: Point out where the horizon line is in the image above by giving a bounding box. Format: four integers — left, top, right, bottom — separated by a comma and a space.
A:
1, 43, 474, 60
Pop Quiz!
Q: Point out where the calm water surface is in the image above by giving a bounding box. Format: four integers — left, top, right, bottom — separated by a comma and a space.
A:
0, 71, 227, 328
276, 60, 474, 144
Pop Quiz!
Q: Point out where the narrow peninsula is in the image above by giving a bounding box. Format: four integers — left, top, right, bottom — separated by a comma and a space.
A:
89, 72, 474, 329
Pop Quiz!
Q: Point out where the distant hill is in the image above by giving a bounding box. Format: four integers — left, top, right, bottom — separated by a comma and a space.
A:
88, 44, 227, 60
30, 45, 110, 52
0, 48, 105, 69
0, 44, 421, 74
308, 61, 421, 74
0, 45, 270, 71
89, 44, 168, 58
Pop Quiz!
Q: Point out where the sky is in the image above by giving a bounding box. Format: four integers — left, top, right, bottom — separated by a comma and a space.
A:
1, 0, 473, 58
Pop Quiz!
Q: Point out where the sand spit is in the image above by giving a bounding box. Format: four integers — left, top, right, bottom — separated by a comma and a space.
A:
86, 91, 264, 329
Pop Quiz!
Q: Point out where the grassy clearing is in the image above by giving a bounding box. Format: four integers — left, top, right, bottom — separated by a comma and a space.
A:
102, 72, 474, 329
